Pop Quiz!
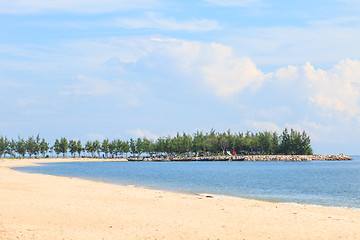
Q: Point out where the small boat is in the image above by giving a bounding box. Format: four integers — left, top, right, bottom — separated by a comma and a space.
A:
230, 157, 245, 161
170, 158, 193, 161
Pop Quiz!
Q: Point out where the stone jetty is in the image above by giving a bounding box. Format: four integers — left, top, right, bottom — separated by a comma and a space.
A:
242, 154, 352, 161
127, 154, 352, 162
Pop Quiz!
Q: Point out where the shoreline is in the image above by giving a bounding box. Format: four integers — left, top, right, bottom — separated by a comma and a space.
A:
1, 158, 360, 239
5, 157, 359, 210
0, 153, 352, 166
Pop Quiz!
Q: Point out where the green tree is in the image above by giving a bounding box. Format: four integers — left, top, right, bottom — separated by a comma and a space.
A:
101, 139, 110, 158
233, 133, 245, 155
165, 137, 175, 155
53, 139, 61, 157
109, 140, 117, 158
85, 141, 94, 157
135, 138, 143, 156
16, 136, 26, 157
301, 130, 313, 155
193, 131, 206, 155
68, 140, 77, 157
26, 136, 37, 158
141, 138, 152, 156
129, 138, 136, 156
39, 138, 49, 158
258, 131, 272, 154
218, 133, 229, 155
34, 134, 41, 157
279, 128, 290, 154
113, 139, 121, 157
206, 129, 218, 155
0, 128, 313, 158
7, 139, 16, 157
0, 136, 10, 158
182, 133, 192, 155
226, 130, 236, 153
173, 133, 183, 154
271, 132, 279, 154
59, 137, 68, 157
92, 140, 101, 157
155, 137, 166, 154
76, 140, 82, 157
122, 140, 130, 156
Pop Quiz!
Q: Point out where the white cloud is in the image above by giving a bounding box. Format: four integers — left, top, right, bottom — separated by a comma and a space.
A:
227, 26, 360, 67
0, 0, 160, 14
4, 36, 360, 120
246, 107, 291, 123
61, 75, 114, 96
265, 60, 360, 119
236, 59, 360, 122
283, 118, 339, 145
67, 37, 267, 98
245, 119, 282, 132
139, 38, 269, 97
245, 118, 336, 145
127, 129, 158, 140
140, 39, 353, 104
302, 60, 360, 117
204, 0, 261, 7
12, 96, 58, 116
274, 65, 299, 83
87, 133, 106, 141
116, 13, 221, 32
201, 43, 269, 97
59, 75, 147, 106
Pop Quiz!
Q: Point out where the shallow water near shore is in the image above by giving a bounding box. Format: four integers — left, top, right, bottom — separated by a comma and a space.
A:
13, 156, 360, 208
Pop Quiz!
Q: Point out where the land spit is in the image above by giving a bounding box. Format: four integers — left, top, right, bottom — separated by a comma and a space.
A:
127, 154, 352, 162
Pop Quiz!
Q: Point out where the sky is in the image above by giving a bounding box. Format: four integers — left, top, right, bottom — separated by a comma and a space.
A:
1, 0, 360, 154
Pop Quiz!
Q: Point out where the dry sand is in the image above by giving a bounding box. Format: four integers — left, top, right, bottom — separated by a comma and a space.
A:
0, 158, 359, 240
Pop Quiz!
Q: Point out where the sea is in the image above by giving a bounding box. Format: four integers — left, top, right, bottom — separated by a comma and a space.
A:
13, 155, 360, 209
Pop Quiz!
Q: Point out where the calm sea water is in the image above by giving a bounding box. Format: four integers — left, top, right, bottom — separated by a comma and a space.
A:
13, 156, 360, 209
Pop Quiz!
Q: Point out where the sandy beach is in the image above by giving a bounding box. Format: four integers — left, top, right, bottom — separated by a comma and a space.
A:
1, 158, 359, 240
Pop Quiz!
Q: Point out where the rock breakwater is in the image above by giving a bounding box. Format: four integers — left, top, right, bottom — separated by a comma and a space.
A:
243, 154, 352, 161
127, 154, 352, 162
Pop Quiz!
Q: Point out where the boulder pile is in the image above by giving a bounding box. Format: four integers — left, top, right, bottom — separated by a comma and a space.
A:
243, 154, 352, 161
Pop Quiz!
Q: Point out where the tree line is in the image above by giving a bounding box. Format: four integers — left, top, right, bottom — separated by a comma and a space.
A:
0, 128, 313, 158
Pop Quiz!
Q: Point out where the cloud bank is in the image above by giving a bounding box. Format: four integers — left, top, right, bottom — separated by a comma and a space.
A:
127, 129, 159, 140
133, 38, 269, 97
274, 60, 360, 118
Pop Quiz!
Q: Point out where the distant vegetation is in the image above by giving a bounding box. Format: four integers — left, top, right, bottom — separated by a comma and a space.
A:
0, 128, 313, 158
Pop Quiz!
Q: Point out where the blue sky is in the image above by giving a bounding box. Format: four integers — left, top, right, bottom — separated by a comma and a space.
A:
1, 0, 360, 154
